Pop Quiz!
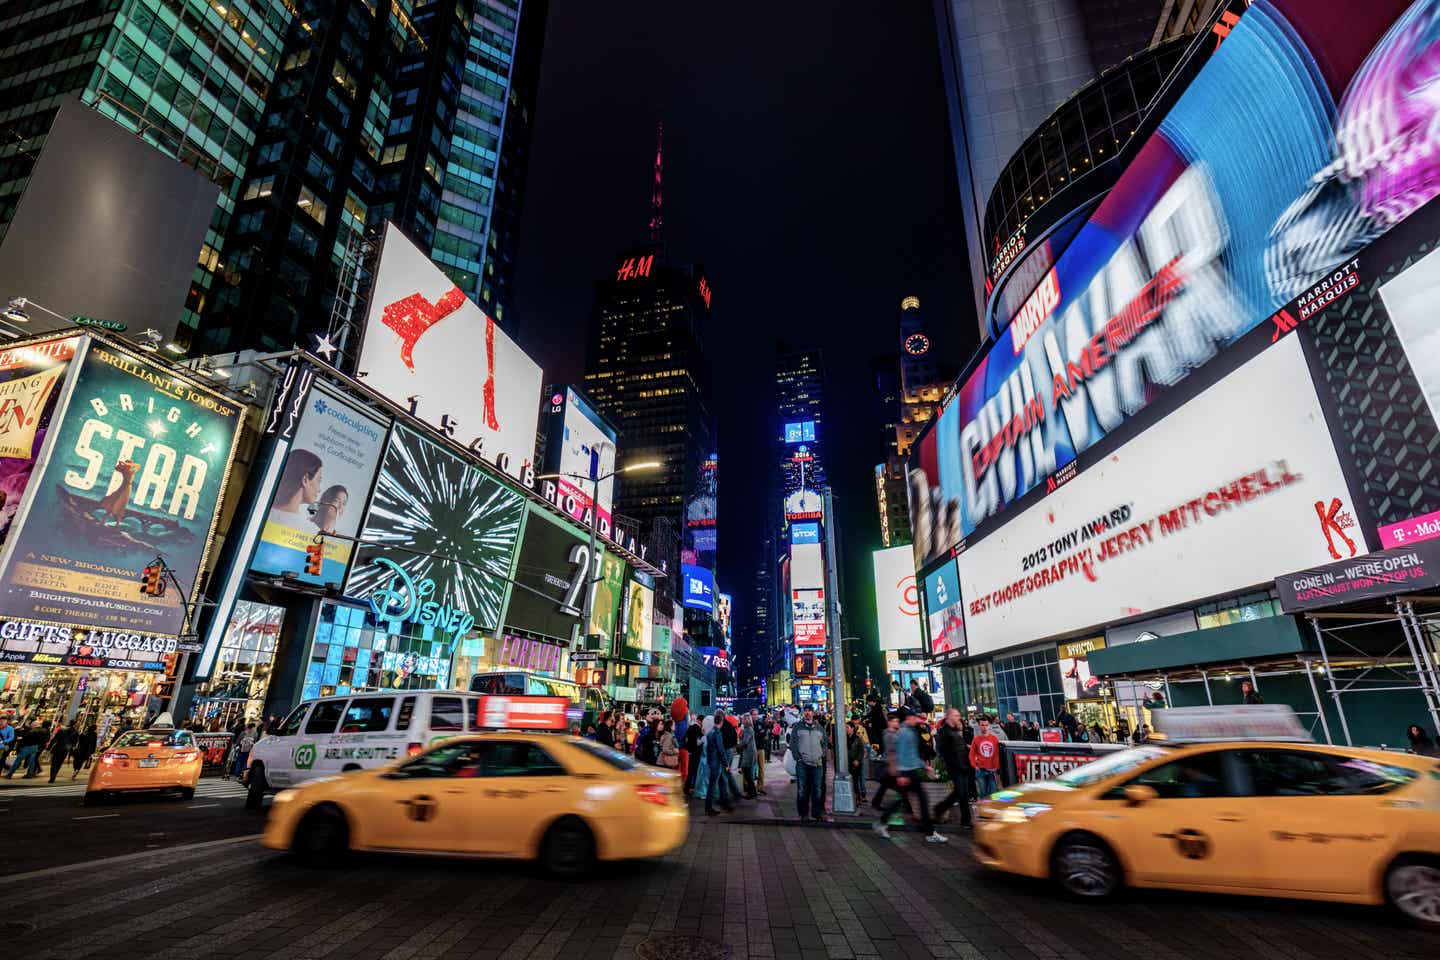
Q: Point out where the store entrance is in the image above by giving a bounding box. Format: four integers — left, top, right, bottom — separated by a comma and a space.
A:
0, 666, 153, 734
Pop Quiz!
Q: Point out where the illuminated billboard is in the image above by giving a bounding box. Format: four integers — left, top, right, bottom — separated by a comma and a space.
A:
588, 549, 627, 653
872, 546, 921, 652
910, 0, 1440, 568
251, 387, 388, 585
0, 341, 243, 635
347, 425, 525, 633
619, 571, 654, 659
358, 223, 542, 481
790, 521, 820, 545
922, 558, 966, 660
956, 337, 1361, 656
680, 563, 715, 611
502, 505, 591, 645
792, 588, 825, 649
790, 541, 824, 591
784, 420, 816, 444
0, 336, 81, 557
784, 487, 823, 520
541, 386, 616, 529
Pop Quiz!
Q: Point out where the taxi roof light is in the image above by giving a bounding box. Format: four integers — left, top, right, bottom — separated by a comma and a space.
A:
1150, 705, 1313, 744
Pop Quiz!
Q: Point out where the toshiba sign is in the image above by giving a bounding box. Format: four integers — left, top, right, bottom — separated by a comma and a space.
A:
956, 337, 1364, 656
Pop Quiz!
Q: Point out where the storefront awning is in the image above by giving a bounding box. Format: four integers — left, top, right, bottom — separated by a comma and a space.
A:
1089, 616, 1312, 677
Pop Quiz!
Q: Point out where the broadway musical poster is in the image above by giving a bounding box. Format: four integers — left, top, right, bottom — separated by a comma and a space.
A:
0, 335, 81, 557
0, 342, 244, 635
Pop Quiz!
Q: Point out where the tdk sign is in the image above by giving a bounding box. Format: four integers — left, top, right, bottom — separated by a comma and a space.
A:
791, 522, 821, 545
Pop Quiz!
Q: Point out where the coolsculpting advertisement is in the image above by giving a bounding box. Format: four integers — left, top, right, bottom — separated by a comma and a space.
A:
955, 338, 1362, 655
0, 342, 243, 635
250, 387, 388, 584
911, 0, 1440, 566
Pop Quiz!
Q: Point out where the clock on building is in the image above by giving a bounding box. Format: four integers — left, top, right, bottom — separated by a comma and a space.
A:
903, 333, 931, 356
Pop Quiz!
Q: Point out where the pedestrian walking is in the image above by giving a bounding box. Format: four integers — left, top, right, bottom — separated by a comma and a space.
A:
873, 708, 947, 843
970, 716, 1002, 798
1241, 680, 1264, 705
68, 724, 97, 778
233, 724, 256, 779
790, 706, 827, 822
6, 721, 45, 778
845, 720, 866, 803
1002, 713, 1022, 740
703, 710, 735, 816
46, 722, 77, 783
683, 713, 704, 795
657, 719, 680, 770
738, 715, 758, 798
933, 708, 974, 827
751, 710, 768, 795
0, 716, 14, 772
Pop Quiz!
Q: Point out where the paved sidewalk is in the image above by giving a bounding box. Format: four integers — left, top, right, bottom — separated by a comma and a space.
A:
688, 757, 962, 830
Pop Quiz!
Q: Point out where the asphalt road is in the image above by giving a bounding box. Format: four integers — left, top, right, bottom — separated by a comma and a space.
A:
2, 780, 1438, 960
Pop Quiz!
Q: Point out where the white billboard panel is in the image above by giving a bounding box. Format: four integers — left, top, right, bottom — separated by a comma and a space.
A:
872, 546, 921, 651
358, 223, 542, 479
957, 337, 1363, 656
791, 541, 824, 591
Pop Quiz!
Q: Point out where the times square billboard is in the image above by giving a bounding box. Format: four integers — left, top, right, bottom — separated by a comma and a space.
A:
912, 0, 1440, 656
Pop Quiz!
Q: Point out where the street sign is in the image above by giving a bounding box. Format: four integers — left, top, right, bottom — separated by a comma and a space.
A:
570, 651, 600, 662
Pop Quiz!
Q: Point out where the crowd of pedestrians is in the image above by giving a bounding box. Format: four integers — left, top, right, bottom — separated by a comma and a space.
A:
0, 716, 99, 781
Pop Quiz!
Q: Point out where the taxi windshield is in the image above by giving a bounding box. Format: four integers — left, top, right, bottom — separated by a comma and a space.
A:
1053, 746, 1167, 788
568, 738, 640, 771
113, 730, 192, 749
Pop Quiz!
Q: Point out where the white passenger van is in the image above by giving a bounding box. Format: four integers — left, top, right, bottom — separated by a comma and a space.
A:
244, 690, 486, 807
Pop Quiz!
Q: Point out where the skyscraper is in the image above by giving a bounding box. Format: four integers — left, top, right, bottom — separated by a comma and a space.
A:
931, 0, 1221, 331
876, 297, 947, 546
0, 0, 293, 342
775, 346, 828, 511
379, 0, 549, 335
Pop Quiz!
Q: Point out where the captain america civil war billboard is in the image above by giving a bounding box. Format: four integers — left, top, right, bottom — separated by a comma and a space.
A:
910, 0, 1440, 568
0, 340, 244, 635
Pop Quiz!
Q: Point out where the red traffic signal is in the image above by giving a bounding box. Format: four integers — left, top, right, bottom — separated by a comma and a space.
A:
305, 540, 324, 576
139, 564, 165, 597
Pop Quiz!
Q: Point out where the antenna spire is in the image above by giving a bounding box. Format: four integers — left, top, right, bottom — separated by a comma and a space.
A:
648, 121, 664, 244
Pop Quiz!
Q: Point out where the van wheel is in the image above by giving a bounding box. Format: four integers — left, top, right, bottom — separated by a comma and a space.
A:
1051, 832, 1122, 900
1386, 855, 1440, 928
293, 805, 349, 867
245, 763, 268, 811
541, 816, 595, 879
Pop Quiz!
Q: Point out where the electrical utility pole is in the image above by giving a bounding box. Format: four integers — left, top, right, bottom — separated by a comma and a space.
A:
823, 487, 854, 813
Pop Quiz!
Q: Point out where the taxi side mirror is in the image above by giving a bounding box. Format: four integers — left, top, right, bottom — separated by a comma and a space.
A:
1124, 784, 1158, 805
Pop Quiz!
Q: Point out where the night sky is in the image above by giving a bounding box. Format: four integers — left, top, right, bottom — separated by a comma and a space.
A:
514, 2, 977, 687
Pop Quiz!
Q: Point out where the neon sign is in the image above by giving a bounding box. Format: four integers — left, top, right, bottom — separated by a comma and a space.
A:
367, 557, 476, 637
698, 276, 712, 308
616, 255, 654, 281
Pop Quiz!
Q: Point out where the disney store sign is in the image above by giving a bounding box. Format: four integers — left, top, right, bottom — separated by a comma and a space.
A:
366, 557, 475, 638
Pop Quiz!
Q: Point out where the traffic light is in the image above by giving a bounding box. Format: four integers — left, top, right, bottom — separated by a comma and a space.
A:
140, 564, 165, 597
305, 539, 324, 576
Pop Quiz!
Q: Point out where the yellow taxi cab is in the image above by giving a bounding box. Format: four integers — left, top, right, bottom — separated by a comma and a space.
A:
84, 725, 203, 803
973, 706, 1440, 927
261, 731, 688, 875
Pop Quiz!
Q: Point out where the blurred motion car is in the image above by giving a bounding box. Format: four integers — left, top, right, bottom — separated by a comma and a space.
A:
973, 706, 1440, 927
262, 720, 687, 875
84, 726, 203, 803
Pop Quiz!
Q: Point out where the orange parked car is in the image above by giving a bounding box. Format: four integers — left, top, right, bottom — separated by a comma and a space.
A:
84, 727, 203, 803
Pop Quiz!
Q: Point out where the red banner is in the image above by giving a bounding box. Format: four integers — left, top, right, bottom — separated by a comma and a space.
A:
1011, 752, 1096, 783
475, 696, 570, 731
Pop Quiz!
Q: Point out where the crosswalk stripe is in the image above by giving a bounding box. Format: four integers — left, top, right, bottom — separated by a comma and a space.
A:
0, 779, 248, 799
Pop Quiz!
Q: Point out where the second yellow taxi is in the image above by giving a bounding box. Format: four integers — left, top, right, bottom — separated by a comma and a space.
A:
262, 731, 687, 875
973, 706, 1440, 927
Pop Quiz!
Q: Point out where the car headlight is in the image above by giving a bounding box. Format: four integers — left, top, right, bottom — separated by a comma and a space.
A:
997, 803, 1052, 824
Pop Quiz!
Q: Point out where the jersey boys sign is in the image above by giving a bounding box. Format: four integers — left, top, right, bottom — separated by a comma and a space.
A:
956, 338, 1362, 656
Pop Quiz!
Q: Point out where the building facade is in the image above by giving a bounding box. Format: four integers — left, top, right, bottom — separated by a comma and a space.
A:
582, 246, 716, 579
931, 0, 1221, 333
0, 0, 293, 343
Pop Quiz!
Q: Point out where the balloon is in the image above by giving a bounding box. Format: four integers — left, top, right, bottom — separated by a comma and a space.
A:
670, 697, 689, 721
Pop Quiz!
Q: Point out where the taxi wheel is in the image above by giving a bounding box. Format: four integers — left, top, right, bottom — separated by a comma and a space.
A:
1385, 855, 1440, 928
541, 816, 595, 879
178, 787, 195, 800
293, 805, 350, 867
1051, 833, 1122, 900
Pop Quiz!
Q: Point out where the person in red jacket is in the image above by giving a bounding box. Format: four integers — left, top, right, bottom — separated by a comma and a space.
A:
969, 716, 1002, 798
